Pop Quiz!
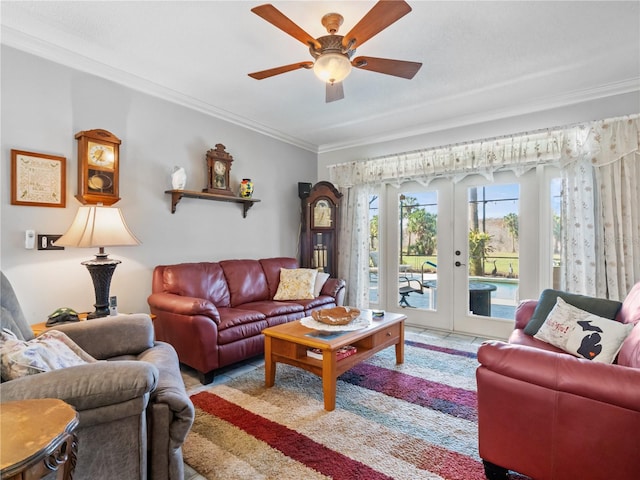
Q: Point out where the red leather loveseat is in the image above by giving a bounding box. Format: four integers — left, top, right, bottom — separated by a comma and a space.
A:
148, 257, 345, 384
476, 282, 640, 480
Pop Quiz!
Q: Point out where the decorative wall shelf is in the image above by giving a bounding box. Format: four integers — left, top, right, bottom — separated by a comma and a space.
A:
164, 189, 260, 218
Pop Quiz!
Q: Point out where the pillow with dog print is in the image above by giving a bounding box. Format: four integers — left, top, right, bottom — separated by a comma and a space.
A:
534, 297, 633, 364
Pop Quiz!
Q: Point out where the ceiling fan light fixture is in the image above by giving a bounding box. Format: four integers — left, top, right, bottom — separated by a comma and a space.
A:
313, 52, 352, 84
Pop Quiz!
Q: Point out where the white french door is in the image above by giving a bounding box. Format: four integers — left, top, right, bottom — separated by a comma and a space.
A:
451, 174, 521, 337
380, 169, 544, 339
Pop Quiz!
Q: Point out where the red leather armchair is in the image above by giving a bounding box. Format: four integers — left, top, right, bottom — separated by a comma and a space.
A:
476, 283, 640, 480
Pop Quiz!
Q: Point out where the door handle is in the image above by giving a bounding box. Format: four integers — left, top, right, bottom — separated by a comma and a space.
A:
455, 261, 466, 267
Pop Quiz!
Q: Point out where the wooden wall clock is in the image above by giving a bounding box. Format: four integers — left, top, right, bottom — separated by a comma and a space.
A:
204, 144, 234, 196
299, 181, 342, 277
75, 129, 121, 205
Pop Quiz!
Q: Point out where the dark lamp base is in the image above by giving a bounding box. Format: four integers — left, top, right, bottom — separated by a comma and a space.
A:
82, 256, 121, 319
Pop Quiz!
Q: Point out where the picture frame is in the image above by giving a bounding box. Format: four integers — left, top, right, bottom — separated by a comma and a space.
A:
11, 149, 66, 208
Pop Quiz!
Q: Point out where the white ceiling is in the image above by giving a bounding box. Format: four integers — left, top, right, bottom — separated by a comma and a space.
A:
2, 1, 639, 153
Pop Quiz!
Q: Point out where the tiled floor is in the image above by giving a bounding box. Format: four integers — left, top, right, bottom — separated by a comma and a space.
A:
181, 326, 491, 480
184, 461, 206, 480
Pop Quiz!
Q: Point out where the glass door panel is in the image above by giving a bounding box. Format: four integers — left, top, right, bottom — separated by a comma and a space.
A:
398, 191, 438, 310
382, 179, 453, 332
453, 176, 521, 337
369, 193, 380, 304
550, 177, 563, 289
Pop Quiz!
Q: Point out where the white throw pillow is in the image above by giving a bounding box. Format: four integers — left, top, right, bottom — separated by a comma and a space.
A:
313, 272, 330, 297
534, 297, 633, 364
273, 268, 318, 301
0, 328, 97, 380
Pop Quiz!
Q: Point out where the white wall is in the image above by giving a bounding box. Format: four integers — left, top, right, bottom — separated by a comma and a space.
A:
1, 47, 317, 323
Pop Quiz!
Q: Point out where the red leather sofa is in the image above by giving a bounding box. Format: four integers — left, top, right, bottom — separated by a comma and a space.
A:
148, 257, 346, 384
476, 282, 640, 480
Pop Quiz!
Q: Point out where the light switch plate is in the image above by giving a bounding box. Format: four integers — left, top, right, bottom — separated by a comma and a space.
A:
25, 230, 35, 249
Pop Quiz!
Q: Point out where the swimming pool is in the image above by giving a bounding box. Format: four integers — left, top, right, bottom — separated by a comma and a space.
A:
370, 277, 519, 320
473, 278, 520, 302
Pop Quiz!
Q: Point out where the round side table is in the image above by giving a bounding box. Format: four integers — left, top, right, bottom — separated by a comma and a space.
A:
1, 398, 78, 480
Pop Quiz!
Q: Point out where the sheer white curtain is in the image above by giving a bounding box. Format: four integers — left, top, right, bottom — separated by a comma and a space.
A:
328, 114, 640, 305
560, 115, 640, 299
336, 184, 372, 308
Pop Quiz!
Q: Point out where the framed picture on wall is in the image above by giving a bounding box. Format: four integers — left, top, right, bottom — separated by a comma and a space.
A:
11, 149, 66, 207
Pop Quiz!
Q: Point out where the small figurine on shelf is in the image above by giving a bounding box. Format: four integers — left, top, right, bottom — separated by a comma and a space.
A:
171, 166, 186, 190
239, 178, 254, 198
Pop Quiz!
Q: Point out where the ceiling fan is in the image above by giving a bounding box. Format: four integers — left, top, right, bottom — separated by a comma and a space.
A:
248, 1, 422, 103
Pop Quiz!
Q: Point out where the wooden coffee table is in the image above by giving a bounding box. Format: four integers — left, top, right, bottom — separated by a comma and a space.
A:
262, 310, 406, 411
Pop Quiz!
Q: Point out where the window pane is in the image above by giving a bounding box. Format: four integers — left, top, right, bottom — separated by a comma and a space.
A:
467, 184, 519, 319
369, 194, 379, 304
398, 191, 438, 310
550, 177, 563, 289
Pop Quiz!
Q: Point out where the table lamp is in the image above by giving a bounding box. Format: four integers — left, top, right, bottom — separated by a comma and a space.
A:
54, 205, 140, 318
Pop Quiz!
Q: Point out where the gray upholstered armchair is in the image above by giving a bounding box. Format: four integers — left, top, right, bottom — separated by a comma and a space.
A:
0, 272, 194, 480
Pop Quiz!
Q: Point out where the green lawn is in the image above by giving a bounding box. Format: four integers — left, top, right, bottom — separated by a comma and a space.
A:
399, 253, 520, 278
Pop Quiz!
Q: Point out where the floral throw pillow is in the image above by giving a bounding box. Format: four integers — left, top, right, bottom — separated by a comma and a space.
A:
273, 268, 318, 301
1, 328, 97, 380
534, 297, 633, 364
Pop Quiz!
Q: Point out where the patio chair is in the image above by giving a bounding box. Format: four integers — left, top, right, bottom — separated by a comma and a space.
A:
399, 276, 423, 307
369, 251, 379, 280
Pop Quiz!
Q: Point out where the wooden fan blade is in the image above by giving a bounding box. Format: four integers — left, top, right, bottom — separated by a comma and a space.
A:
352, 56, 422, 79
326, 82, 345, 103
252, 4, 321, 50
249, 62, 314, 80
342, 0, 412, 49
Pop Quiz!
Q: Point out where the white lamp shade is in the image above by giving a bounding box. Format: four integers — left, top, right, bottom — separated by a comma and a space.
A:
54, 205, 140, 248
313, 53, 352, 84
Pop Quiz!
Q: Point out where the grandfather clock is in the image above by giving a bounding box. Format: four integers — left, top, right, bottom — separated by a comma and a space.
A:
299, 181, 342, 277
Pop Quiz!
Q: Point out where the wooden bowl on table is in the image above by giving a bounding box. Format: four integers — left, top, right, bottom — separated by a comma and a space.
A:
311, 306, 361, 326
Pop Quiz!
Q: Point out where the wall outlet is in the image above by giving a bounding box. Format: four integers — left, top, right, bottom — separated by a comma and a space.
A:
37, 235, 64, 251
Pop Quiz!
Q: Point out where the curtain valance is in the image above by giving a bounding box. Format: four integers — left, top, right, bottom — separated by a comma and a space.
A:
559, 115, 640, 166
328, 114, 639, 188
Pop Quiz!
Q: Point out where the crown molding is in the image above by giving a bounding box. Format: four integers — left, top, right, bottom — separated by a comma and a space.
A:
1, 26, 319, 153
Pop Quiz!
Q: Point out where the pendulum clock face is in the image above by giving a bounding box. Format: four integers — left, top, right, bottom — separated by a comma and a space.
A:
204, 143, 234, 196
75, 129, 121, 205
312, 199, 334, 229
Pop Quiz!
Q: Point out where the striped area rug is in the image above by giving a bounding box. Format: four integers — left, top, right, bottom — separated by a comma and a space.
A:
183, 333, 522, 479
